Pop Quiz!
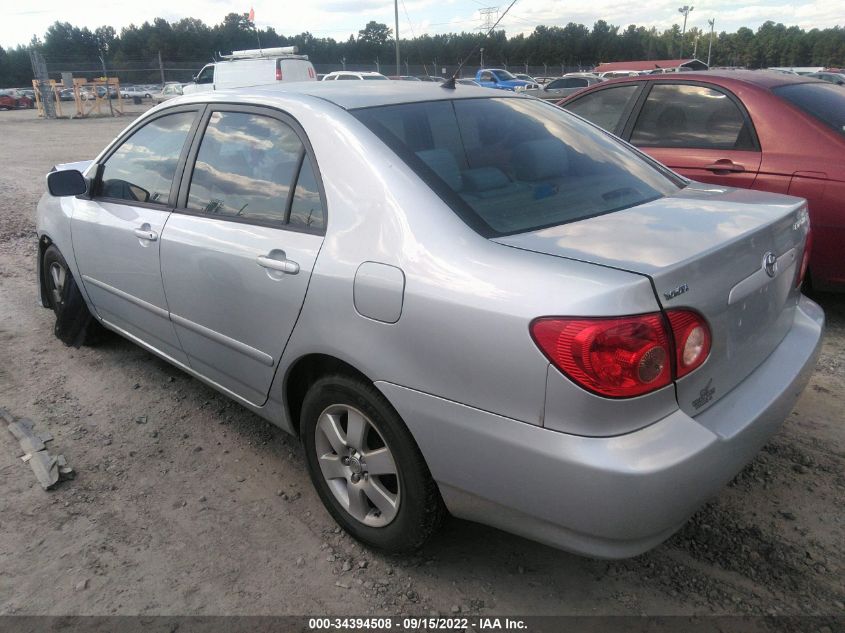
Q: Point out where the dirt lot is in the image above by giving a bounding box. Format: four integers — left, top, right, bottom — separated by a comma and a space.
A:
0, 107, 843, 618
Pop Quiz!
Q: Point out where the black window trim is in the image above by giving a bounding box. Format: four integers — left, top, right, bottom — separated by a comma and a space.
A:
175, 103, 328, 236
89, 104, 206, 211
620, 79, 762, 152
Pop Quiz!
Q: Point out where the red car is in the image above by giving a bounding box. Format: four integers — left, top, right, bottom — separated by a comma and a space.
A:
559, 71, 845, 290
0, 89, 33, 110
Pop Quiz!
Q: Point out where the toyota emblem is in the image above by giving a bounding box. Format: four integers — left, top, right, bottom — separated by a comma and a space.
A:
763, 251, 778, 278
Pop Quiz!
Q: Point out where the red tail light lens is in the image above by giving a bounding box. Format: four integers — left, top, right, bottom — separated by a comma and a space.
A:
666, 310, 711, 378
532, 310, 712, 398
797, 229, 812, 288
276, 66, 283, 81
531, 315, 672, 398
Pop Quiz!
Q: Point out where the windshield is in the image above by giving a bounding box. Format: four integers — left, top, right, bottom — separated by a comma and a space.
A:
353, 97, 681, 237
773, 82, 845, 136
493, 70, 516, 81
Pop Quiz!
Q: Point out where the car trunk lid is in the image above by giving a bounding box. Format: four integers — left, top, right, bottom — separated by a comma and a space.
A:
495, 183, 810, 417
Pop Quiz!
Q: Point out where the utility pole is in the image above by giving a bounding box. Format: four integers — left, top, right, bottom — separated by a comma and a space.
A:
394, 0, 400, 77
99, 54, 114, 117
707, 18, 715, 66
158, 50, 165, 85
480, 47, 484, 68
29, 49, 56, 118
678, 6, 693, 59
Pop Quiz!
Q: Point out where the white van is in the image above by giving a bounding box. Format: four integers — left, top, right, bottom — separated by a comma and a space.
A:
183, 47, 317, 94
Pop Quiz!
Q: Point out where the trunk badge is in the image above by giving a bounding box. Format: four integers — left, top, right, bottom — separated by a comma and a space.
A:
763, 252, 778, 278
663, 283, 689, 301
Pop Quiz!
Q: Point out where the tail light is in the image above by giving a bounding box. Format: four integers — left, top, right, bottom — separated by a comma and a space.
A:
308, 67, 315, 79
531, 310, 711, 399
797, 229, 812, 288
665, 310, 711, 378
276, 65, 283, 81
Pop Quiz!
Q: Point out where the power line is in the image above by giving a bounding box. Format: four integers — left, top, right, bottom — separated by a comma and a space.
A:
477, 7, 499, 31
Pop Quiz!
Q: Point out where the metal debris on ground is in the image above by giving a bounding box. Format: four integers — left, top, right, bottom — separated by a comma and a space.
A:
2, 407, 74, 490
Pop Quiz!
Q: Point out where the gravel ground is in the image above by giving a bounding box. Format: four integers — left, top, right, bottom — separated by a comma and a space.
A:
0, 107, 843, 617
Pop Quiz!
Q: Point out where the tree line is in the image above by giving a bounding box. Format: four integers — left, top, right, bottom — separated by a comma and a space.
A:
1, 13, 843, 86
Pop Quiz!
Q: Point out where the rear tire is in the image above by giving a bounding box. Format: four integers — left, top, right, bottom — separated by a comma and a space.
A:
42, 245, 99, 347
301, 374, 445, 553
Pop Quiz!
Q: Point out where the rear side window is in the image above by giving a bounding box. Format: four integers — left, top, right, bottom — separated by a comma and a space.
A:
630, 84, 756, 150
288, 158, 325, 231
773, 83, 845, 136
565, 85, 640, 133
99, 111, 195, 205
187, 111, 304, 225
353, 97, 680, 237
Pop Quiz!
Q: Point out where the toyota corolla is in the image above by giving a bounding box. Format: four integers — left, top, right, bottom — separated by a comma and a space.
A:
36, 83, 822, 557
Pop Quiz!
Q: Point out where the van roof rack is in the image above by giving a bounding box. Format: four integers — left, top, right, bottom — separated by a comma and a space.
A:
219, 46, 309, 61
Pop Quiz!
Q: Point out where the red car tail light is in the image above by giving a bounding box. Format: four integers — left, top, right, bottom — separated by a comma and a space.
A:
797, 229, 812, 288
531, 314, 672, 398
276, 66, 283, 81
532, 310, 712, 398
665, 310, 711, 378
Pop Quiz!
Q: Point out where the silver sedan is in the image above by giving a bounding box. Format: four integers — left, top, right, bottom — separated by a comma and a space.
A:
36, 82, 822, 557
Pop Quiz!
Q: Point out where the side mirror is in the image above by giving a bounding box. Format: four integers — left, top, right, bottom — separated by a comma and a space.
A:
47, 169, 87, 197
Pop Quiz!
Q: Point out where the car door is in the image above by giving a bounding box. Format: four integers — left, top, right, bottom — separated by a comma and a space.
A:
478, 71, 496, 88
71, 106, 203, 364
624, 82, 762, 187
160, 106, 326, 405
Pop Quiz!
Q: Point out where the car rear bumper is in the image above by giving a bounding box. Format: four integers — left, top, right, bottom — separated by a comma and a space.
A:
375, 295, 824, 558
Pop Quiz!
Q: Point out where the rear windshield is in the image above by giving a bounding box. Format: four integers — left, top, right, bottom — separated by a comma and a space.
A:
773, 82, 845, 136
352, 97, 681, 236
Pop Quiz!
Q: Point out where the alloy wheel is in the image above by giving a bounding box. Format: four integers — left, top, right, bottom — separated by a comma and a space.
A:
314, 404, 400, 527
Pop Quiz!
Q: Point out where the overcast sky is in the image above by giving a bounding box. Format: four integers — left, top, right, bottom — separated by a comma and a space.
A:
5, 0, 843, 48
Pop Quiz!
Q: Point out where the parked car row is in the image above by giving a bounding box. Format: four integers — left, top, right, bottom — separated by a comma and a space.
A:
0, 88, 33, 109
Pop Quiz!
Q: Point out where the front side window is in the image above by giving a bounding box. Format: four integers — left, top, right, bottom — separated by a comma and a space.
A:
187, 111, 305, 224
565, 84, 640, 133
773, 82, 845, 136
480, 72, 494, 82
630, 83, 756, 150
353, 97, 680, 237
363, 75, 389, 80
195, 65, 214, 84
99, 111, 196, 205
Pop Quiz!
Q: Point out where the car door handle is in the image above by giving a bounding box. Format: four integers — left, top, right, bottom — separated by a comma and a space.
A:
133, 228, 158, 241
705, 160, 745, 173
257, 254, 299, 275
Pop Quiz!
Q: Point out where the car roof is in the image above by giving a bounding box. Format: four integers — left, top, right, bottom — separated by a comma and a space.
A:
209, 81, 517, 110
596, 69, 827, 89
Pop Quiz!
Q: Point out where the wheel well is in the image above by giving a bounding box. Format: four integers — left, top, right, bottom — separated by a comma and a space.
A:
284, 354, 373, 436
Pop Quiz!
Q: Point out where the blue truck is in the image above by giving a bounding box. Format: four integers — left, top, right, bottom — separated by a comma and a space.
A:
474, 68, 534, 91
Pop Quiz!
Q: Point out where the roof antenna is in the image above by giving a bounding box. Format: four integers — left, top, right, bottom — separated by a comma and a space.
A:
442, 0, 519, 90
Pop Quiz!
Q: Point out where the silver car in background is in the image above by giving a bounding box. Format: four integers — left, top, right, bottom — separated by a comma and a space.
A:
520, 74, 604, 100
36, 83, 822, 557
